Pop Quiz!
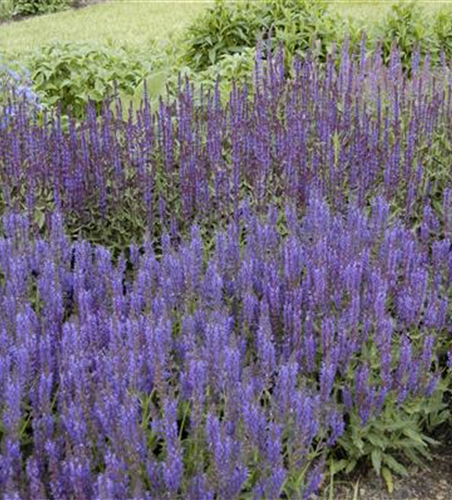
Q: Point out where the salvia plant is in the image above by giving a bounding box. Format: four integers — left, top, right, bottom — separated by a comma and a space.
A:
0, 195, 450, 498
0, 38, 452, 499
0, 43, 452, 252
0, 57, 41, 126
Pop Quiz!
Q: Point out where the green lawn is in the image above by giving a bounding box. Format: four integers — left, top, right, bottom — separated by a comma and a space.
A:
0, 1, 210, 58
1, 0, 452, 59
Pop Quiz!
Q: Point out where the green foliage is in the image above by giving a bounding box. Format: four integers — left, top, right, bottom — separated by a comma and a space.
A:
183, 0, 344, 72
171, 47, 257, 103
11, 0, 69, 18
27, 42, 154, 118
259, 0, 346, 65
433, 8, 452, 59
376, 1, 438, 67
0, 0, 15, 21
183, 0, 260, 72
183, 0, 452, 75
203, 47, 257, 95
334, 378, 450, 490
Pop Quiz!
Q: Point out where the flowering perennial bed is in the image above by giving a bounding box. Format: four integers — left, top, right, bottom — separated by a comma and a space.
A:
1, 46, 451, 249
0, 44, 452, 499
1, 197, 451, 498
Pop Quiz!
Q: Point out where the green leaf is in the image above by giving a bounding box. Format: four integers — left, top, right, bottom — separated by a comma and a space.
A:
383, 455, 409, 476
330, 459, 348, 475
345, 459, 358, 474
368, 433, 387, 449
146, 71, 168, 101
382, 467, 393, 494
34, 210, 45, 230
371, 450, 382, 476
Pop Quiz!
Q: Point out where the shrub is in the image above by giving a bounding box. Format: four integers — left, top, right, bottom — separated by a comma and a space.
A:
182, 0, 261, 72
184, 0, 452, 74
183, 0, 343, 72
173, 47, 258, 101
433, 8, 452, 60
0, 0, 15, 21
11, 0, 69, 17
258, 0, 345, 64
26, 42, 153, 118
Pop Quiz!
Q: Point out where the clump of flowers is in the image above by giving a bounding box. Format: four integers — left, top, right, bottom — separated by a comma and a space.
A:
0, 44, 451, 252
0, 196, 450, 498
0, 55, 41, 130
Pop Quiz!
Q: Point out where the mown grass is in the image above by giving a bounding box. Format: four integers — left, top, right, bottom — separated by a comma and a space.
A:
0, 1, 208, 57
1, 0, 452, 59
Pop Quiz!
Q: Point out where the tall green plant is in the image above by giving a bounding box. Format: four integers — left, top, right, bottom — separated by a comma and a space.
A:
433, 8, 452, 60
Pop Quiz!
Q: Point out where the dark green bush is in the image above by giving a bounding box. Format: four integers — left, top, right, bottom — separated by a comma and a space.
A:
259, 0, 345, 64
183, 0, 261, 72
183, 0, 452, 75
0, 0, 14, 21
433, 8, 452, 60
12, 0, 69, 17
183, 0, 344, 72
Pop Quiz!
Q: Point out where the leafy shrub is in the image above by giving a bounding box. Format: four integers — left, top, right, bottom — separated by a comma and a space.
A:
27, 42, 153, 118
171, 47, 257, 103
184, 0, 452, 74
259, 0, 345, 64
183, 0, 343, 72
375, 1, 438, 68
0, 0, 15, 21
203, 47, 257, 94
182, 0, 261, 72
11, 0, 69, 17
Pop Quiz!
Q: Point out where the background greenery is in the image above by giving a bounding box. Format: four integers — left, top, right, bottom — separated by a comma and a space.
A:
1, 1, 452, 59
2, 0, 452, 119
